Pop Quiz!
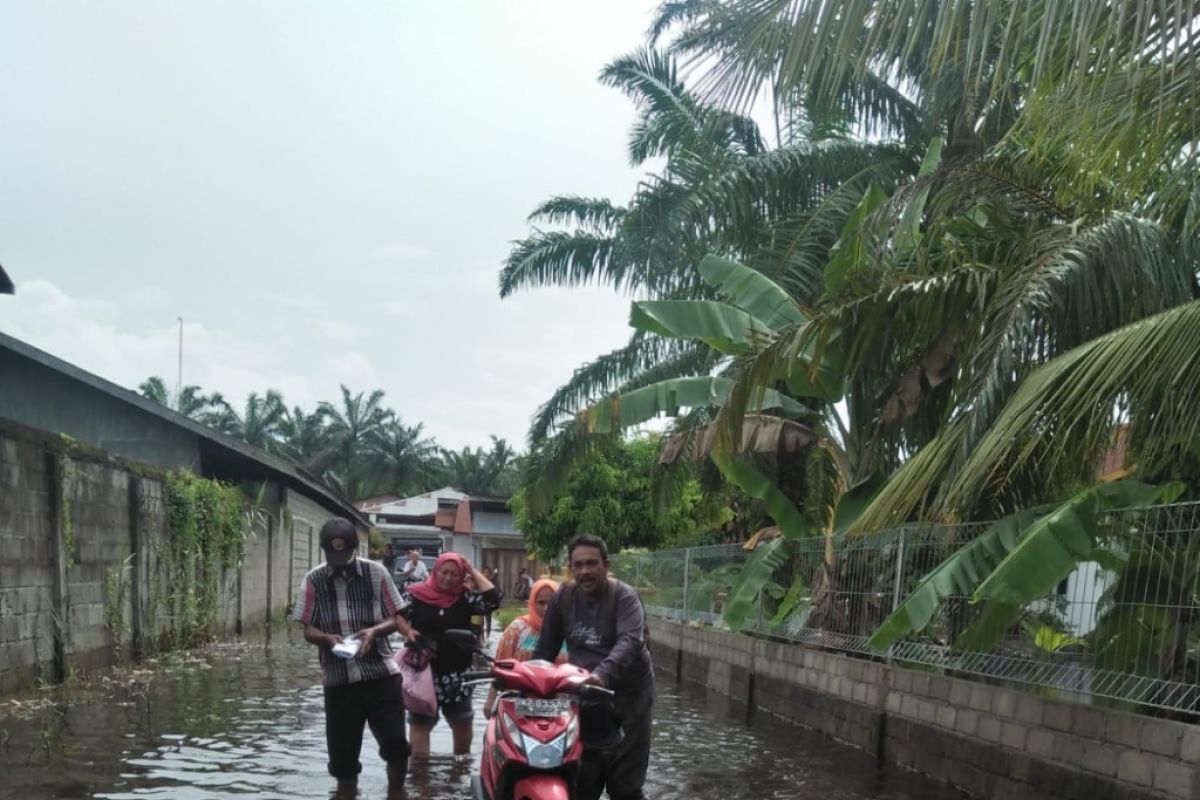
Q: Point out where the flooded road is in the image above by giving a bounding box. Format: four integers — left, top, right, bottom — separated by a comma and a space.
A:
0, 627, 963, 800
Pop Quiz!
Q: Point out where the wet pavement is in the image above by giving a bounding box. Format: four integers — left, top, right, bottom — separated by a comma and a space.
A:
0, 626, 965, 799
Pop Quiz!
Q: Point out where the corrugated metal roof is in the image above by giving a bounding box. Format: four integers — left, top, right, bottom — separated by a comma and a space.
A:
370, 487, 466, 518
0, 330, 367, 526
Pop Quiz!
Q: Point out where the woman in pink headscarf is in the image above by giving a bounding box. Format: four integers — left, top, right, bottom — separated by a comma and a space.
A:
399, 552, 498, 756
483, 577, 566, 718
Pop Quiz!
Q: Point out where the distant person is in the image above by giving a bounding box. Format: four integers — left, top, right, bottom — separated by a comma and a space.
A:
513, 567, 534, 601
480, 565, 500, 639
394, 549, 428, 588
399, 553, 499, 757
535, 534, 653, 800
293, 518, 418, 799
484, 578, 566, 718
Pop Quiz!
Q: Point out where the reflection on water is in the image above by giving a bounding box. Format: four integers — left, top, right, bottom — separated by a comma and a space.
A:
0, 626, 963, 800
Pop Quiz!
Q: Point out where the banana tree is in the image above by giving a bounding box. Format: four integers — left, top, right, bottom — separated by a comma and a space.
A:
867, 480, 1183, 653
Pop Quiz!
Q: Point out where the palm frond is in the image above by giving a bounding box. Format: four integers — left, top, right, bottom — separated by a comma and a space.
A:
528, 332, 716, 445
943, 300, 1200, 515
499, 230, 622, 297
528, 196, 626, 231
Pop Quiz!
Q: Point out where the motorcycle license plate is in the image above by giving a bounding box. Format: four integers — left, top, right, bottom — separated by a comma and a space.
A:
513, 698, 571, 717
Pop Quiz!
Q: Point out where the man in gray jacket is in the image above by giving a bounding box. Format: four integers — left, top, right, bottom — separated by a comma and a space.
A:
534, 534, 653, 800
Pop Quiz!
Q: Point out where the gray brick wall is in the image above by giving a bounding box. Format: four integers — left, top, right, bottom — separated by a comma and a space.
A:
0, 425, 330, 695
654, 618, 1198, 800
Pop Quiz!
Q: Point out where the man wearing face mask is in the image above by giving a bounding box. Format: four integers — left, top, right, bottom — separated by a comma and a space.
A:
293, 518, 418, 799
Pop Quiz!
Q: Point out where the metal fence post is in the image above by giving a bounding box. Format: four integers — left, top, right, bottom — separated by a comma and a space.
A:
891, 528, 906, 613
682, 548, 691, 623
887, 528, 906, 662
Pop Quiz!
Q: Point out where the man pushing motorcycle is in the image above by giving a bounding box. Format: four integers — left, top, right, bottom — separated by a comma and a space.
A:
534, 534, 654, 800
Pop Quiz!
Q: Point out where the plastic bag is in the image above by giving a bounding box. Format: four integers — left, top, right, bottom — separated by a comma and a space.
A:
396, 646, 437, 717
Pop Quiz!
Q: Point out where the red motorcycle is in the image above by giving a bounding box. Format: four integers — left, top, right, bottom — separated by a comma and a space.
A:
447, 631, 616, 800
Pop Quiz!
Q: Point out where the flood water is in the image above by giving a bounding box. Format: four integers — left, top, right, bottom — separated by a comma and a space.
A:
0, 627, 964, 800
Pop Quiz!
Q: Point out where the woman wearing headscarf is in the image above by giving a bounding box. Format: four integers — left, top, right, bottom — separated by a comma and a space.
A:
483, 578, 566, 718
400, 553, 499, 756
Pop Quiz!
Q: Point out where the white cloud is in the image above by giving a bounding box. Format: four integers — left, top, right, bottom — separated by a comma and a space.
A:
316, 319, 361, 345
0, 0, 662, 452
0, 280, 333, 411
368, 242, 428, 263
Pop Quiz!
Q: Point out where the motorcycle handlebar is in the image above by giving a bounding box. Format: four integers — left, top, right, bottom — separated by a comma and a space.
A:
581, 684, 615, 698
461, 670, 494, 682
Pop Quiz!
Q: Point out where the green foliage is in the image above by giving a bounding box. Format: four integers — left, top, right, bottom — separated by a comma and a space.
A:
59, 456, 76, 568
722, 538, 789, 629
440, 436, 518, 496
867, 480, 1182, 653
159, 471, 247, 647
497, 607, 522, 630
367, 528, 388, 560
138, 376, 518, 503
511, 436, 713, 559
103, 555, 133, 655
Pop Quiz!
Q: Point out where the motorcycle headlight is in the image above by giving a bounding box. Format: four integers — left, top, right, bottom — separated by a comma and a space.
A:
523, 733, 566, 769
500, 710, 526, 757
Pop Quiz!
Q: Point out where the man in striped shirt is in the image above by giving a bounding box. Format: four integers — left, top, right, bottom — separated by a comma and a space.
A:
293, 518, 417, 797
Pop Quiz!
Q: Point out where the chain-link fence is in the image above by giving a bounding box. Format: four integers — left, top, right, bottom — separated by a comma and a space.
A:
610, 502, 1200, 714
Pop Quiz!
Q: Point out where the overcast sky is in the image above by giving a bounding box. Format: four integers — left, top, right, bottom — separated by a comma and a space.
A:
0, 1, 663, 450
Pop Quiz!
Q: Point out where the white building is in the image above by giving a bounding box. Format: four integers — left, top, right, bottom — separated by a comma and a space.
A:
357, 487, 542, 594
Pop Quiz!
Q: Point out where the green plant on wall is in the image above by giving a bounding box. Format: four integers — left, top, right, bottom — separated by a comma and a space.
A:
103, 554, 133, 658
159, 471, 248, 647
60, 455, 77, 568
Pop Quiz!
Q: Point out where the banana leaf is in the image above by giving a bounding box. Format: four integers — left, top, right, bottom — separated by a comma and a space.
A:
584, 376, 811, 434
712, 452, 811, 540
697, 254, 806, 332
722, 537, 790, 630
868, 479, 1182, 652
630, 300, 771, 354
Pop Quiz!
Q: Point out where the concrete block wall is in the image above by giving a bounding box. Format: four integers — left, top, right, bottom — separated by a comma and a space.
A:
653, 619, 1200, 800
285, 488, 327, 613
0, 424, 304, 695
0, 435, 57, 692
61, 457, 134, 672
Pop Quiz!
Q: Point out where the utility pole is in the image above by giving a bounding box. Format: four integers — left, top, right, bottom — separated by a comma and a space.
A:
176, 317, 183, 411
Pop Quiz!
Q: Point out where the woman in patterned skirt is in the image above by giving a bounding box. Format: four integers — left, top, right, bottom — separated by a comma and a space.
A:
400, 552, 499, 756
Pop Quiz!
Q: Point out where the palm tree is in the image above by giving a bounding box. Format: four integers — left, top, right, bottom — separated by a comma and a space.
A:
642, 0, 1200, 666
279, 405, 333, 472
139, 376, 219, 418
501, 47, 914, 449
367, 419, 441, 497
196, 391, 287, 453
441, 437, 517, 497
320, 386, 393, 500
139, 376, 171, 405
505, 0, 1200, 655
